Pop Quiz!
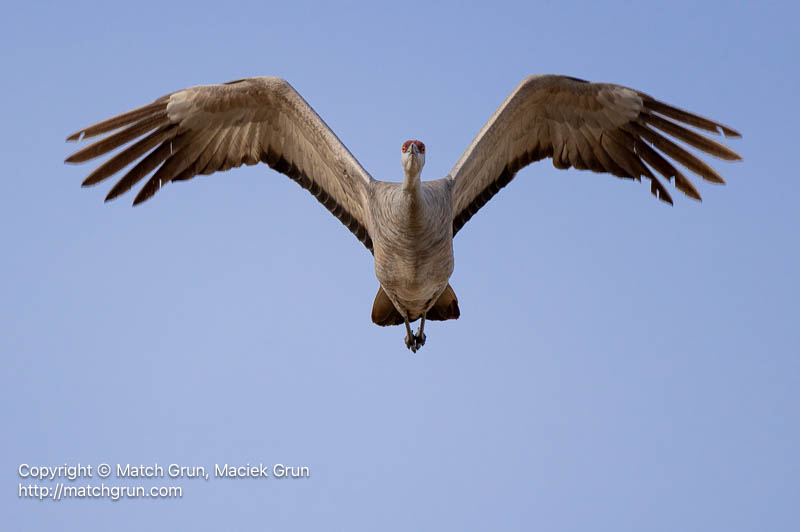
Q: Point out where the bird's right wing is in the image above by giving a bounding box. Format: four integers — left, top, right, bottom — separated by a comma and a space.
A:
65, 77, 375, 251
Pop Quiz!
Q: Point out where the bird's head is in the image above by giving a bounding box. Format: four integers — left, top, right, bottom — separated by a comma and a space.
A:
401, 139, 426, 179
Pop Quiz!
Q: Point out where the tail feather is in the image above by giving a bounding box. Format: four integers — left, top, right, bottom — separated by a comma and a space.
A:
371, 287, 405, 326
427, 284, 460, 321
370, 284, 460, 326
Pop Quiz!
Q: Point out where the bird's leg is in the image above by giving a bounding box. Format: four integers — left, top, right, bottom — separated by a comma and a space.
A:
404, 317, 417, 353
414, 314, 427, 350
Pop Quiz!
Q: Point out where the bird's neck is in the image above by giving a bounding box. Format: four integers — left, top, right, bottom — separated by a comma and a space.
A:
403, 170, 421, 195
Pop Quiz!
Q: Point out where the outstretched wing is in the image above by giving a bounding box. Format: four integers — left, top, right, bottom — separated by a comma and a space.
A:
65, 77, 374, 251
449, 75, 742, 235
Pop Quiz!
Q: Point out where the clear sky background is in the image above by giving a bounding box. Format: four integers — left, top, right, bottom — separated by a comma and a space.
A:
2, 0, 797, 530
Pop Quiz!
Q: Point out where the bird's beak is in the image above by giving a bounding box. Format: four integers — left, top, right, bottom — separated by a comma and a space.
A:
410, 144, 418, 155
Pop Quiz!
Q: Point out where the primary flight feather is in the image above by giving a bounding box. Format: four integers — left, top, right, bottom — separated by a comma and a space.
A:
65, 74, 741, 352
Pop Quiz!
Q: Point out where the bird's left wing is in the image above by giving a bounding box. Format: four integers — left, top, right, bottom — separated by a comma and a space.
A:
66, 77, 375, 251
449, 75, 741, 235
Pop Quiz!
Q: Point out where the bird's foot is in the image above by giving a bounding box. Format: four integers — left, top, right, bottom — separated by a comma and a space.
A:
414, 330, 426, 351
405, 333, 418, 353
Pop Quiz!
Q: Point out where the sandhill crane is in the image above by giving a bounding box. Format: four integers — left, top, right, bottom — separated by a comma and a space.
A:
65, 75, 741, 352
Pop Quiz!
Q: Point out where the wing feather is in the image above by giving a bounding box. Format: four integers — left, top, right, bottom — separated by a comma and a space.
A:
642, 113, 741, 161
66, 77, 374, 251
82, 125, 176, 187
625, 122, 726, 184
66, 97, 169, 141
65, 113, 170, 164
105, 139, 176, 201
450, 75, 741, 235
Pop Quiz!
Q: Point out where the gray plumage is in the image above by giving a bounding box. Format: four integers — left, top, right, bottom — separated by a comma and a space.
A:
65, 74, 741, 352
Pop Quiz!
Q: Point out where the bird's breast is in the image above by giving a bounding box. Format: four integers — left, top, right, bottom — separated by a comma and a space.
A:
367, 181, 455, 313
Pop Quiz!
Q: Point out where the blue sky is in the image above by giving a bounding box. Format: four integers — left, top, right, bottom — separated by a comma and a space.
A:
2, 0, 798, 530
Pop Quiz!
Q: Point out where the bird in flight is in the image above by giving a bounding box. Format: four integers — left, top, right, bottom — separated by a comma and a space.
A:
65, 75, 741, 352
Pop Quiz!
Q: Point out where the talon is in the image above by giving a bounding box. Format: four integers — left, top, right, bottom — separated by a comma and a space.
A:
414, 331, 426, 350
405, 334, 416, 353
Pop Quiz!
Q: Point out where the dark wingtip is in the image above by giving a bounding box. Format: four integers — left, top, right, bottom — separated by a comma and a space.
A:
687, 191, 703, 202
132, 183, 156, 206
64, 149, 94, 164
730, 152, 743, 161
105, 182, 128, 202
720, 126, 742, 138
683, 190, 703, 202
